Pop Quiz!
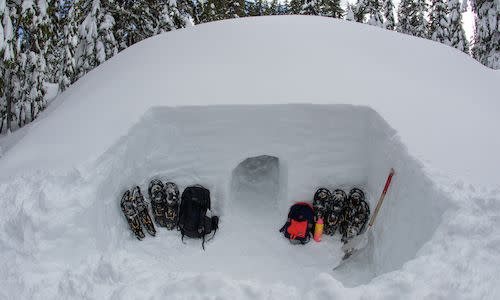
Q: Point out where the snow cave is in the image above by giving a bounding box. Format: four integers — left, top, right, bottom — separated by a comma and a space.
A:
91, 104, 450, 287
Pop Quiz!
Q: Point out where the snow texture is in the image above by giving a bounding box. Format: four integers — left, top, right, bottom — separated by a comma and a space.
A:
0, 16, 499, 299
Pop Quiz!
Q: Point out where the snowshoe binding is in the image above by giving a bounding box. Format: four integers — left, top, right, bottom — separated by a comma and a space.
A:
324, 189, 347, 236
121, 190, 145, 240
132, 186, 156, 236
148, 179, 169, 227
163, 182, 180, 230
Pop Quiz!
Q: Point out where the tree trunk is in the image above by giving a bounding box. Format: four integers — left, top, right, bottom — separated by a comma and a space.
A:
6, 94, 12, 132
31, 101, 35, 122
5, 68, 12, 132
0, 117, 4, 134
18, 104, 23, 128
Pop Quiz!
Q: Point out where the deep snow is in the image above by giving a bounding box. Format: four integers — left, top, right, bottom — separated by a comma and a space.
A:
0, 16, 499, 299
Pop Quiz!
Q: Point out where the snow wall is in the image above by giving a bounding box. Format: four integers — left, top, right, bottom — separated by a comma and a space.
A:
90, 104, 449, 277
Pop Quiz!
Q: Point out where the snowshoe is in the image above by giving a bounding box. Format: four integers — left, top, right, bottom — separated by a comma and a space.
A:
121, 190, 146, 240
348, 188, 365, 202
163, 182, 180, 230
132, 186, 156, 236
324, 189, 347, 236
313, 188, 331, 223
339, 188, 370, 243
148, 179, 168, 227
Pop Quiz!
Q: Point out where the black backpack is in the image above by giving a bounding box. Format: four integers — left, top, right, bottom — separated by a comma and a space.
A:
280, 202, 315, 244
178, 185, 219, 249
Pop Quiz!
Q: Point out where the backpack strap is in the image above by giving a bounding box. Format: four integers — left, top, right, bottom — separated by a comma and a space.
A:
205, 216, 219, 244
181, 231, 186, 244
279, 218, 291, 233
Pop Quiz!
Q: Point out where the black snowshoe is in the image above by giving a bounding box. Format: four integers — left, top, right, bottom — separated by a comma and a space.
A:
324, 189, 347, 236
121, 190, 146, 240
148, 179, 168, 227
132, 186, 156, 236
163, 182, 180, 230
313, 187, 332, 223
339, 188, 370, 243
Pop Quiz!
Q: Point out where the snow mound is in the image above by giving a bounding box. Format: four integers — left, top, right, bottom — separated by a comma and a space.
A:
0, 16, 499, 299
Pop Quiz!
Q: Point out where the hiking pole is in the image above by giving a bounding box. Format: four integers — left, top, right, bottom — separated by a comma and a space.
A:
334, 168, 395, 269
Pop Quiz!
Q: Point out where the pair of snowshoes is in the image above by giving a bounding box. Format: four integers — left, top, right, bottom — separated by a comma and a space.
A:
339, 188, 370, 243
313, 188, 346, 235
148, 179, 180, 230
121, 186, 157, 240
313, 187, 370, 241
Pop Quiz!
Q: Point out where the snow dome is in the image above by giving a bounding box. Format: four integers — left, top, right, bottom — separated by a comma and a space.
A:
0, 16, 499, 299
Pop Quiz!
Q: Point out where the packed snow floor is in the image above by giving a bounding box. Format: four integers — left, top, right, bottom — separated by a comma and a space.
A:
2, 105, 499, 299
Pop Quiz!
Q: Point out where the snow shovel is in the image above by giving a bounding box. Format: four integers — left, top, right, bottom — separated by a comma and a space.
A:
334, 168, 395, 269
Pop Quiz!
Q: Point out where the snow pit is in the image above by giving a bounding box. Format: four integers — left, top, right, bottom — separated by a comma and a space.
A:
81, 104, 449, 285
0, 104, 453, 297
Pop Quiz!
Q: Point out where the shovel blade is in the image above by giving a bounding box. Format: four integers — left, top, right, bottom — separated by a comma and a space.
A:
341, 232, 368, 253
333, 231, 370, 270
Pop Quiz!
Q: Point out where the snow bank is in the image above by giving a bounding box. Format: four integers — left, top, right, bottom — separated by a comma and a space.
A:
0, 16, 499, 299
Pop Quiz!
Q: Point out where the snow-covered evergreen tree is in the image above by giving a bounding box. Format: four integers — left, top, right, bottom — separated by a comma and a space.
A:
429, 0, 451, 45
44, 0, 61, 84
352, 0, 367, 22
397, 0, 412, 32
448, 0, 469, 52
0, 0, 8, 132
4, 5, 19, 131
226, 0, 245, 18
471, 0, 499, 69
157, 1, 179, 32
345, 3, 355, 21
192, 0, 203, 23
17, 0, 56, 123
301, 0, 320, 15
172, 0, 195, 28
397, 0, 428, 38
414, 0, 429, 38
199, 0, 225, 21
323, 0, 343, 18
279, 0, 291, 14
366, 0, 384, 27
76, 0, 118, 78
266, 0, 279, 15
0, 0, 6, 95
289, 0, 303, 14
113, 0, 191, 49
59, 2, 78, 91
382, 0, 396, 30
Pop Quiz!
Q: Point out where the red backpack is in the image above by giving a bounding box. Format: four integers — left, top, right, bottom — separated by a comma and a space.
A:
280, 202, 315, 244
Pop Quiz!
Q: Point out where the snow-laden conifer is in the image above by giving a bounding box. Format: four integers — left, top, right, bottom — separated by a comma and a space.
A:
448, 0, 469, 52
471, 0, 499, 69
429, 0, 451, 45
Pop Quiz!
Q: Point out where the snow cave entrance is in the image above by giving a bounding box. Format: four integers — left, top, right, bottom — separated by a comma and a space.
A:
230, 155, 281, 213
